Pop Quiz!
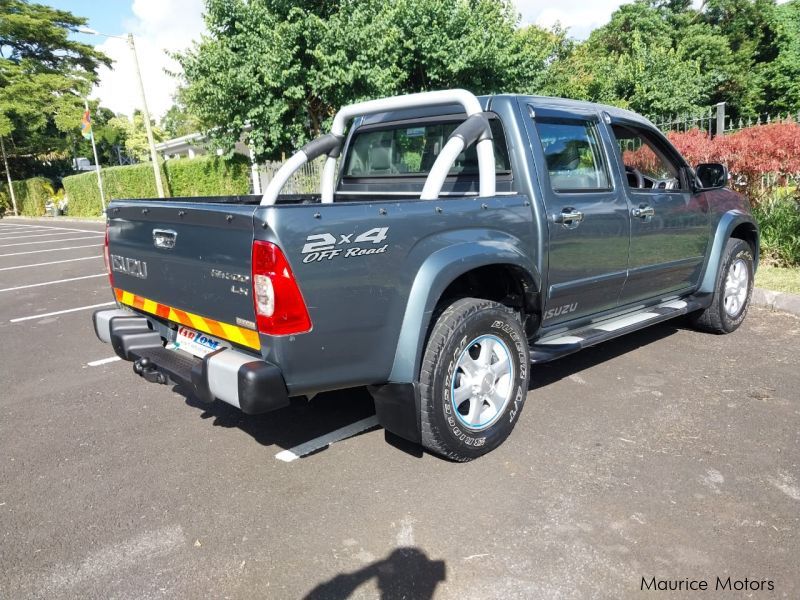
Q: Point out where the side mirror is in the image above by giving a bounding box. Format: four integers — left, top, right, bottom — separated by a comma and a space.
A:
695, 163, 728, 190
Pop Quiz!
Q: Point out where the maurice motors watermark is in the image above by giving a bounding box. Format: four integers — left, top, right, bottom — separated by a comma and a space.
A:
641, 577, 775, 592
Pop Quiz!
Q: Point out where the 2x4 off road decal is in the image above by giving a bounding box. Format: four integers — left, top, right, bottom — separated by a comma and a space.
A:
301, 227, 389, 263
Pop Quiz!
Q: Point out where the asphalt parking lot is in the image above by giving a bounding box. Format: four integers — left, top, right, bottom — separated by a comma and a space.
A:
0, 216, 798, 599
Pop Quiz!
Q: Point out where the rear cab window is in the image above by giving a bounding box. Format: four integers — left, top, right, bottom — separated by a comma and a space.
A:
337, 116, 514, 198
344, 119, 510, 177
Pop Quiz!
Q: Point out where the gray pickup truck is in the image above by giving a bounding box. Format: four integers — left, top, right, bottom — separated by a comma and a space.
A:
93, 89, 758, 461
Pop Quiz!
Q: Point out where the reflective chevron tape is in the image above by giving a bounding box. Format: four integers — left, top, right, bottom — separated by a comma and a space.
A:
114, 288, 261, 351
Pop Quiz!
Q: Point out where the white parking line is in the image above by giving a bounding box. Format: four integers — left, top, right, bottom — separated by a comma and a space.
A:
0, 236, 101, 248
0, 227, 57, 235
0, 223, 104, 234
10, 301, 115, 323
0, 244, 102, 258
0, 273, 105, 293
274, 415, 380, 462
0, 232, 103, 241
0, 224, 56, 231
0, 256, 101, 272
87, 356, 122, 367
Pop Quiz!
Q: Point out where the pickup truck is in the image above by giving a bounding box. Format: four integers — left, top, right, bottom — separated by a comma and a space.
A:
93, 89, 759, 461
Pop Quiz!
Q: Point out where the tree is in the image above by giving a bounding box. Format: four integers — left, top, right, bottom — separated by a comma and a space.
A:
0, 0, 110, 193
546, 0, 791, 119
759, 0, 800, 114
160, 86, 203, 139
108, 112, 165, 162
161, 103, 201, 139
543, 2, 707, 115
177, 0, 564, 160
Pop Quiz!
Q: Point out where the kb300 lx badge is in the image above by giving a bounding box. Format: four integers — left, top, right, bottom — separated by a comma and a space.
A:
111, 255, 148, 279
211, 268, 250, 296
301, 227, 389, 263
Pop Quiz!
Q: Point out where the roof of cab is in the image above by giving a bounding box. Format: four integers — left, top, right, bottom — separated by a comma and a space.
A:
358, 93, 654, 129
502, 94, 653, 125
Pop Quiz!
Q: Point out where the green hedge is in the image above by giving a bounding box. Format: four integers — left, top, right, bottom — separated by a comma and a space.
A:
0, 177, 54, 216
166, 154, 251, 197
63, 162, 167, 217
62, 154, 252, 216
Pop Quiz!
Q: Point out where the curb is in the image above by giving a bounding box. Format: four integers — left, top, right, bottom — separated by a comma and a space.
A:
1, 215, 104, 224
752, 288, 800, 316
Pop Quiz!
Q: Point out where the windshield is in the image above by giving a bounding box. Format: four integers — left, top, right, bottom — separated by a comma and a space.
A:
343, 118, 511, 178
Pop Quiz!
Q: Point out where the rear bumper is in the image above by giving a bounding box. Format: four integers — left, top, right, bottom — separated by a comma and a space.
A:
92, 308, 289, 415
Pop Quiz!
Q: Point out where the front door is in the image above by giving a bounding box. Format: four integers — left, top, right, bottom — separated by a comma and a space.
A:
525, 106, 630, 326
609, 121, 711, 304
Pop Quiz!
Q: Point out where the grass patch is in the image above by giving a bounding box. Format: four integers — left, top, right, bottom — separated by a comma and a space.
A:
755, 264, 800, 294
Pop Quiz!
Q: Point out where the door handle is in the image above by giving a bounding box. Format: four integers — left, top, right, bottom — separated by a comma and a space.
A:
631, 205, 655, 219
555, 208, 584, 229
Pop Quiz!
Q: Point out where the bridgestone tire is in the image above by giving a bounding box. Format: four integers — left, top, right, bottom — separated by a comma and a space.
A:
689, 238, 754, 334
420, 298, 530, 461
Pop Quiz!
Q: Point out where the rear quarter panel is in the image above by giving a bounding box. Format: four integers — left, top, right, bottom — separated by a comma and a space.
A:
255, 196, 536, 395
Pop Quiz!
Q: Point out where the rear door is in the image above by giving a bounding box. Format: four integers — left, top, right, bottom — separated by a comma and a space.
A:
524, 106, 630, 326
108, 201, 261, 350
608, 121, 711, 304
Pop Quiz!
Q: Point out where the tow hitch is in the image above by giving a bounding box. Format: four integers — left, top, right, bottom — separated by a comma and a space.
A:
133, 357, 168, 384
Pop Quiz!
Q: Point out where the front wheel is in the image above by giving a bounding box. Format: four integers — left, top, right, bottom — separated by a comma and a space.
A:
689, 237, 754, 334
419, 298, 530, 461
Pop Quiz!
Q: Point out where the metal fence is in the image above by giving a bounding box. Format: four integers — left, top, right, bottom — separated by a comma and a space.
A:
254, 156, 327, 195
649, 102, 800, 136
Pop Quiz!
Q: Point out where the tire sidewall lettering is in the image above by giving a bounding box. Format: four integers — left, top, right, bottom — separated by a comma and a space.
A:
720, 245, 754, 328
435, 311, 529, 455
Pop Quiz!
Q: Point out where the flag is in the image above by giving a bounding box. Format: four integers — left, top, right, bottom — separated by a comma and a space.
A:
81, 109, 92, 140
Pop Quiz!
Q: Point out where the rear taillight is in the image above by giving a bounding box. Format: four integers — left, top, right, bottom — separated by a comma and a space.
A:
104, 223, 113, 287
251, 241, 312, 335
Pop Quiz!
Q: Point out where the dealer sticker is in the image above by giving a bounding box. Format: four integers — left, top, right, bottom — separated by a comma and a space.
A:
175, 326, 227, 358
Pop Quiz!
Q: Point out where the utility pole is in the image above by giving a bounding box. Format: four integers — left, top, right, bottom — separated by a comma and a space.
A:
128, 34, 165, 198
76, 28, 166, 198
76, 27, 164, 198
85, 99, 107, 212
0, 136, 18, 216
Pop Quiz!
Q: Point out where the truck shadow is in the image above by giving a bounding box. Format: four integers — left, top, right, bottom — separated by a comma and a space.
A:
177, 384, 377, 453
173, 320, 681, 456
530, 321, 680, 390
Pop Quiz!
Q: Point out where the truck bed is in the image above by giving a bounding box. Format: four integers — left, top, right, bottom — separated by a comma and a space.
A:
107, 192, 535, 394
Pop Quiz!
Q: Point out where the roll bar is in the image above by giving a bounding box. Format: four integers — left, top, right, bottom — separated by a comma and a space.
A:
259, 89, 495, 206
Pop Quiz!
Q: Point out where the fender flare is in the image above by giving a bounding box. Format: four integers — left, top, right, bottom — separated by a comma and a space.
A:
387, 241, 540, 383
699, 210, 759, 295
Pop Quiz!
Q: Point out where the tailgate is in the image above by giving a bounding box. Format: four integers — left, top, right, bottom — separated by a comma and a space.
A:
108, 201, 260, 350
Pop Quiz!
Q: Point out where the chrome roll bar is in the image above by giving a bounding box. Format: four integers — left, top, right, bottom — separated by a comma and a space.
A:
260, 89, 495, 206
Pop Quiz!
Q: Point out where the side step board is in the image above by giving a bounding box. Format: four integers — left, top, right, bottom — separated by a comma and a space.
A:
530, 298, 706, 363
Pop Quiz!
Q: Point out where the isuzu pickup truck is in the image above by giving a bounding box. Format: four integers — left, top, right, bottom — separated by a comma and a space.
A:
93, 89, 758, 461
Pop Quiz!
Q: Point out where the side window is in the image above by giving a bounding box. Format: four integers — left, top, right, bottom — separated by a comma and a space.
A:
535, 117, 611, 193
611, 124, 682, 190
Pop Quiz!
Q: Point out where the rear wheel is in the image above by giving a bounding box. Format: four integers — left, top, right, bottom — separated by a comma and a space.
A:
689, 238, 754, 334
419, 298, 530, 461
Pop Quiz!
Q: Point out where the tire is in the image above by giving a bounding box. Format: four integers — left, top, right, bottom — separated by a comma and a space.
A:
689, 237, 754, 334
419, 298, 530, 461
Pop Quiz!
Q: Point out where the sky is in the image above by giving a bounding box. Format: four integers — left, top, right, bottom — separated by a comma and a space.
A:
49, 0, 786, 122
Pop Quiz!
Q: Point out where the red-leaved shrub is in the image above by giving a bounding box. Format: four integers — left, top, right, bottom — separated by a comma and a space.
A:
666, 121, 800, 202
